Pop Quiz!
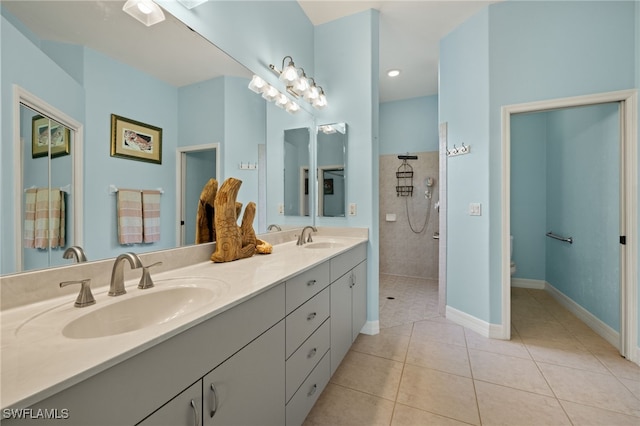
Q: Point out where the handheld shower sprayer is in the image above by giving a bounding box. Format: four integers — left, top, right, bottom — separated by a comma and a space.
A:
425, 177, 435, 199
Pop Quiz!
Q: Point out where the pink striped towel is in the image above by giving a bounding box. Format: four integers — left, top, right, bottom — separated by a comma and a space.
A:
117, 189, 143, 244
24, 188, 37, 248
142, 190, 161, 243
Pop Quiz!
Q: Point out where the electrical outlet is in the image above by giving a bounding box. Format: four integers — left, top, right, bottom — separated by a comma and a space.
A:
278, 203, 284, 215
469, 203, 481, 216
349, 203, 357, 216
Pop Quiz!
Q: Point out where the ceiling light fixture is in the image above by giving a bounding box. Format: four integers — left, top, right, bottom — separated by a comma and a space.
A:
122, 0, 165, 26
177, 0, 208, 9
248, 75, 300, 114
387, 69, 401, 77
269, 56, 328, 110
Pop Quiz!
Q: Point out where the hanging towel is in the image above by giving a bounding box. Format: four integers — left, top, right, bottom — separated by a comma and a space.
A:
49, 189, 64, 247
142, 190, 161, 243
34, 188, 49, 249
24, 188, 37, 248
117, 189, 143, 244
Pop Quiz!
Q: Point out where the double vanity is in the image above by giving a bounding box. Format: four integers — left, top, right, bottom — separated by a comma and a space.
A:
1, 227, 368, 425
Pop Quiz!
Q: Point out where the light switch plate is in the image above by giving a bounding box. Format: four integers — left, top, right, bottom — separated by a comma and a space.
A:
349, 203, 357, 216
469, 203, 481, 216
278, 203, 284, 215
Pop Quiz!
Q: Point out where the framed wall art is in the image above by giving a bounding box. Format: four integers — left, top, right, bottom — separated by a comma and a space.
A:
32, 115, 70, 158
110, 114, 162, 164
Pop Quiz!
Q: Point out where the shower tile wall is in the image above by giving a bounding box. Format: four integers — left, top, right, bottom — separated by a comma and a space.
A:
379, 152, 439, 279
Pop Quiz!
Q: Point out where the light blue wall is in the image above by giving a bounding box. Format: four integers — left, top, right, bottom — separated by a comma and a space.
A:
441, 1, 637, 326
380, 95, 438, 155
510, 112, 547, 281
314, 10, 380, 325
0, 14, 85, 274
439, 7, 491, 321
83, 48, 178, 261
546, 103, 620, 331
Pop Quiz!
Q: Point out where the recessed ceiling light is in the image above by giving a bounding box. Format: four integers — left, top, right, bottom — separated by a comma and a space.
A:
387, 69, 401, 77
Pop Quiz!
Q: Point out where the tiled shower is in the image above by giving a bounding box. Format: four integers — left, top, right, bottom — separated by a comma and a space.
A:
379, 151, 439, 280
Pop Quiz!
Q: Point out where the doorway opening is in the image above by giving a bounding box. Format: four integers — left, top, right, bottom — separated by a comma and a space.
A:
501, 90, 637, 362
176, 143, 220, 246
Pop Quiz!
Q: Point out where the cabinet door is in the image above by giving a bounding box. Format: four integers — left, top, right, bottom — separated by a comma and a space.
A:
203, 321, 285, 426
352, 260, 367, 341
138, 380, 202, 426
330, 272, 352, 376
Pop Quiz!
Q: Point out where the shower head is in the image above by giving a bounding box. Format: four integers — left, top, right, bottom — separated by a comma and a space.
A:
398, 154, 418, 160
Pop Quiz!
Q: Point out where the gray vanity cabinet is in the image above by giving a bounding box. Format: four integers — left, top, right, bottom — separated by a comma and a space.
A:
137, 380, 203, 426
329, 244, 367, 375
139, 322, 285, 426
202, 321, 285, 426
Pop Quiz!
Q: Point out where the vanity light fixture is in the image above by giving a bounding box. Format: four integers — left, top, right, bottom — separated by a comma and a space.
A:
122, 0, 165, 27
248, 75, 300, 114
177, 0, 208, 9
269, 56, 328, 110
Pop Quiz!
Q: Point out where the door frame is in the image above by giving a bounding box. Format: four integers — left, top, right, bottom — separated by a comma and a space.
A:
501, 89, 638, 362
175, 143, 220, 246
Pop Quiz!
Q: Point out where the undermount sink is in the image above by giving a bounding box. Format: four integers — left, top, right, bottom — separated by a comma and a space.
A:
304, 241, 345, 249
62, 286, 216, 339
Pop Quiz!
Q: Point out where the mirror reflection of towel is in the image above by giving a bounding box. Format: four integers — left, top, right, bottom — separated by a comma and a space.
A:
26, 188, 65, 249
117, 189, 143, 244
142, 190, 161, 243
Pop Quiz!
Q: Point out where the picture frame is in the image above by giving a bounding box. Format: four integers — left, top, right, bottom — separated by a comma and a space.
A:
32, 115, 70, 158
110, 114, 162, 164
324, 178, 334, 195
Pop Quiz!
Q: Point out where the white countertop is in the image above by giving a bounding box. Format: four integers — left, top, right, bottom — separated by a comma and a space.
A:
1, 235, 367, 409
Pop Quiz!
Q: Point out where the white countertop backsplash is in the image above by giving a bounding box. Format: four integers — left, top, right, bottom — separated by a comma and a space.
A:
0, 227, 368, 410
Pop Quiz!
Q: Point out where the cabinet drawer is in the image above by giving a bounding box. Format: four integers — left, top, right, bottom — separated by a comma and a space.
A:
330, 243, 366, 282
285, 319, 330, 403
285, 262, 330, 314
286, 287, 330, 359
285, 352, 330, 426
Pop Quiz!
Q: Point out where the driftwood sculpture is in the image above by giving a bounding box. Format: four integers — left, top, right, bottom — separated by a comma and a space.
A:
210, 178, 256, 262
195, 178, 218, 244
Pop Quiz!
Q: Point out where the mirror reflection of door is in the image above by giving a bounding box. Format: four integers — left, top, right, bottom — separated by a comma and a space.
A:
178, 145, 218, 246
284, 127, 310, 216
317, 123, 347, 217
20, 103, 74, 272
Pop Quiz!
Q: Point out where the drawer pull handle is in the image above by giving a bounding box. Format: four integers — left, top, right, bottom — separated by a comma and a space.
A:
190, 399, 200, 426
307, 279, 317, 286
307, 312, 317, 321
307, 347, 317, 359
210, 383, 218, 418
308, 384, 318, 397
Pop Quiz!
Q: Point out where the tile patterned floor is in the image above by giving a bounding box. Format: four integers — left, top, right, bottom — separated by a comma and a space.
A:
303, 274, 640, 425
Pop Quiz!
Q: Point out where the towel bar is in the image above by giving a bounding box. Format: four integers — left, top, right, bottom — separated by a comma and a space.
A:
546, 231, 573, 244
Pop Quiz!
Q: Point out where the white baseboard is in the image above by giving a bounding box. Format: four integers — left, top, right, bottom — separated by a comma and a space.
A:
360, 320, 379, 335
445, 306, 507, 339
511, 278, 545, 289
544, 282, 620, 350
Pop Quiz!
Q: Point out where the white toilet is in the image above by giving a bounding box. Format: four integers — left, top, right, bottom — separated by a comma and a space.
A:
510, 236, 516, 276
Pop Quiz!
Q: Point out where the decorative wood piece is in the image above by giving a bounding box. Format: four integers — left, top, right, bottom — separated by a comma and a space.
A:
240, 202, 257, 248
256, 239, 273, 254
195, 178, 218, 244
210, 178, 256, 262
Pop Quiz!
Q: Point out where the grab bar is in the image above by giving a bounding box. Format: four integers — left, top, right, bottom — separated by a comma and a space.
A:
546, 231, 573, 244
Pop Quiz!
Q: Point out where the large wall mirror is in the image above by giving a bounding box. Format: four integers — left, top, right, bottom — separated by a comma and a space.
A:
317, 123, 347, 217
1, 1, 297, 275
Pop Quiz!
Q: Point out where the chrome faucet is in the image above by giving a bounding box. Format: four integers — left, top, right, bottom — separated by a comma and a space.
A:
63, 246, 87, 263
297, 226, 317, 246
109, 252, 142, 296
267, 224, 282, 232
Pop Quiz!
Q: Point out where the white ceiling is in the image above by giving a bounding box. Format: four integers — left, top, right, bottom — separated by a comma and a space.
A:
2, 0, 499, 103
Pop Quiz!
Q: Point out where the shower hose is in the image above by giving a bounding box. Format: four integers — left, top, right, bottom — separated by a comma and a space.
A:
405, 194, 432, 234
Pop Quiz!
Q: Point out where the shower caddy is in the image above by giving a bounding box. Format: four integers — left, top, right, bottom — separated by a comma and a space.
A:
396, 154, 417, 196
